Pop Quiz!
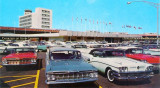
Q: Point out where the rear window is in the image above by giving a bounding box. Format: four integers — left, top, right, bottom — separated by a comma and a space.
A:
51, 51, 81, 60
15, 48, 35, 53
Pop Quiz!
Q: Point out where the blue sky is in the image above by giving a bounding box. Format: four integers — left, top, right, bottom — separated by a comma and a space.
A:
0, 0, 159, 34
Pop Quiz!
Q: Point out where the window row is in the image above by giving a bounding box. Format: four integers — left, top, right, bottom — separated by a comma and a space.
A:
42, 10, 50, 14
42, 18, 50, 21
42, 14, 50, 17
20, 15, 32, 19
42, 22, 50, 25
20, 19, 31, 23
41, 25, 50, 28
19, 22, 32, 26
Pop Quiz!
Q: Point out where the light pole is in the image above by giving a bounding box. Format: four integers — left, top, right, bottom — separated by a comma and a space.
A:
127, 1, 160, 45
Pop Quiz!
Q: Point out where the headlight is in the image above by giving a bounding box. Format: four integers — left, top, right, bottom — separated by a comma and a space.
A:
31, 59, 36, 62
46, 74, 56, 81
2, 59, 7, 64
146, 66, 153, 71
119, 67, 128, 72
89, 72, 98, 78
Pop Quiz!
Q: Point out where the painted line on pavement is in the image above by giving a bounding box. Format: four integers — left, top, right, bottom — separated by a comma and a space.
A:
5, 76, 35, 83
0, 65, 3, 68
42, 68, 45, 70
99, 85, 103, 88
34, 70, 40, 88
95, 82, 103, 88
0, 75, 36, 78
11, 81, 35, 88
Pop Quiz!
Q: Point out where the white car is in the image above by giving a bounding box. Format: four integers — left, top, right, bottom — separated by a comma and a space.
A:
82, 48, 154, 82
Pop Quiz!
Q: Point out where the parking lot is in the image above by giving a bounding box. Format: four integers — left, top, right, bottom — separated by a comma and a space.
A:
0, 52, 160, 88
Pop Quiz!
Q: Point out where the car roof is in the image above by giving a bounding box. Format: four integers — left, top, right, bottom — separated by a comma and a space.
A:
90, 47, 142, 52
7, 46, 36, 49
114, 46, 143, 50
49, 47, 79, 52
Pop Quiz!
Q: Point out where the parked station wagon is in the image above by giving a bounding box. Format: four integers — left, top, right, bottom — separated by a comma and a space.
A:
82, 48, 153, 82
45, 47, 98, 84
2, 47, 41, 69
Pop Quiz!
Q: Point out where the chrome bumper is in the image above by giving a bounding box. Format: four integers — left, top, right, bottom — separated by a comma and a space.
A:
2, 63, 37, 66
113, 71, 153, 81
45, 78, 98, 84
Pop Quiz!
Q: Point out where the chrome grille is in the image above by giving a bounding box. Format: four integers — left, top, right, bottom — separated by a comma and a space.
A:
6, 59, 32, 64
121, 73, 148, 77
48, 71, 94, 81
55, 72, 90, 80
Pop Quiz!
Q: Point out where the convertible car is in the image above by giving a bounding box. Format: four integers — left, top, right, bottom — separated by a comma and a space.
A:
115, 47, 160, 71
82, 48, 153, 82
45, 47, 98, 84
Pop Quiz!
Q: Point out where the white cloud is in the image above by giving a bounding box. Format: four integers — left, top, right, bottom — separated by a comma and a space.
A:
86, 0, 96, 4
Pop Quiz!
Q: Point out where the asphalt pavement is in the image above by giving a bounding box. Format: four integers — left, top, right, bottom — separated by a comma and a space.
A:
0, 52, 160, 88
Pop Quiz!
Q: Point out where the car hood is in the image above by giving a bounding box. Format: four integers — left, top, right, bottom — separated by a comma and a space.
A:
126, 54, 160, 64
3, 52, 37, 59
91, 56, 151, 67
47, 60, 97, 72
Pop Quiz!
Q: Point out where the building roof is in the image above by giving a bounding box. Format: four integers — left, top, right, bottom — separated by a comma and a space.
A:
49, 47, 79, 52
0, 26, 59, 33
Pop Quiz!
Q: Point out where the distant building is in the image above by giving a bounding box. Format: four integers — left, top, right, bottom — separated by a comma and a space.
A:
19, 8, 52, 29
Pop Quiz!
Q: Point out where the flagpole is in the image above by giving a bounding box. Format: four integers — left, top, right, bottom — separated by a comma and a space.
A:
14, 21, 15, 34
84, 19, 86, 42
25, 27, 26, 41
71, 17, 73, 41
103, 22, 105, 41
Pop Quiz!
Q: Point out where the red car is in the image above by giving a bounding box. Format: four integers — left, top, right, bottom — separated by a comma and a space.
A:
115, 47, 160, 71
2, 47, 42, 69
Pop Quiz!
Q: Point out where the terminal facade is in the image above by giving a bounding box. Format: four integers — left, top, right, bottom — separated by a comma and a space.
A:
0, 26, 159, 43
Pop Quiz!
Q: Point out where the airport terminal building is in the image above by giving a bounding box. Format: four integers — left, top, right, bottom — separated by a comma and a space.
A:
0, 26, 159, 43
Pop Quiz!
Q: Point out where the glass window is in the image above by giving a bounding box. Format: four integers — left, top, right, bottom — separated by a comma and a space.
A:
51, 51, 81, 60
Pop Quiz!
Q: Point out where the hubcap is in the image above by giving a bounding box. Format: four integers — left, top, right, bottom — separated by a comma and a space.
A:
107, 69, 114, 82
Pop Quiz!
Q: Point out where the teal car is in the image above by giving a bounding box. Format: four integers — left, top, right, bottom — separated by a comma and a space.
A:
37, 44, 47, 52
45, 47, 98, 84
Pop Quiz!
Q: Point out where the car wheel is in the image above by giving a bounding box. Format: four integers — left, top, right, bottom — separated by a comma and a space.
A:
106, 69, 115, 82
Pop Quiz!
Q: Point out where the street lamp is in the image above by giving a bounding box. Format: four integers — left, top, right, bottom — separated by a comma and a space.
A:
127, 1, 160, 45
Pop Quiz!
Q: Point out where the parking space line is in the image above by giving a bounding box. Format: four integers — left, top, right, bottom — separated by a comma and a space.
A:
34, 70, 40, 88
99, 85, 103, 88
95, 82, 103, 88
4, 76, 35, 83
0, 75, 36, 78
11, 81, 35, 88
0, 65, 3, 68
42, 68, 45, 70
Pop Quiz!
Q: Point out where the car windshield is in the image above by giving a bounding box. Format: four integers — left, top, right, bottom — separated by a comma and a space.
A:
103, 51, 124, 57
51, 51, 81, 60
74, 45, 87, 48
15, 48, 35, 53
126, 49, 143, 54
93, 50, 124, 57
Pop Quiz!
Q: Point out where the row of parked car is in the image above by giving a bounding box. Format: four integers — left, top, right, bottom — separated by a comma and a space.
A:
0, 41, 160, 85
